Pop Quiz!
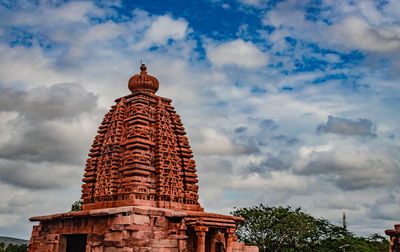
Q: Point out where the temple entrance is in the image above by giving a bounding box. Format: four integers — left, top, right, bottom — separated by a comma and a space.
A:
65, 234, 87, 252
216, 242, 225, 252
205, 231, 212, 252
187, 228, 197, 252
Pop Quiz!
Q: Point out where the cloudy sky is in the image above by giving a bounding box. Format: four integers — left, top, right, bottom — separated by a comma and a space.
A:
1, 0, 400, 239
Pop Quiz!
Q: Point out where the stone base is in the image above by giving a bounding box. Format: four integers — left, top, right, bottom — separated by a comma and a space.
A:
28, 206, 254, 252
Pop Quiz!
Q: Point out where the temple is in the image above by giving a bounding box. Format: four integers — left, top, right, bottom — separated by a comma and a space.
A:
386, 225, 400, 252
28, 65, 257, 252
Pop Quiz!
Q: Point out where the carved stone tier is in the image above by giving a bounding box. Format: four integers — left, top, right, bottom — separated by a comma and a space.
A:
28, 65, 258, 252
81, 88, 201, 211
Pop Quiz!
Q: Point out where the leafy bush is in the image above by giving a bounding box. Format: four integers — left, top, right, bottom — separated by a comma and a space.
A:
231, 204, 389, 252
0, 242, 28, 252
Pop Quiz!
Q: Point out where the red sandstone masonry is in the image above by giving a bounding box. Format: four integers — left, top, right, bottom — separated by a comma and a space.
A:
82, 75, 200, 211
28, 65, 257, 252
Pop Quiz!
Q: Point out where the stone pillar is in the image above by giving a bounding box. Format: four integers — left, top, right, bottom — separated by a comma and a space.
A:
225, 228, 235, 252
195, 226, 208, 252
196, 231, 206, 252
178, 220, 188, 252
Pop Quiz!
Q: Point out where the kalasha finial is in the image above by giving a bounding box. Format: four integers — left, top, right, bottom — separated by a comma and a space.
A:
140, 63, 147, 72
128, 64, 159, 94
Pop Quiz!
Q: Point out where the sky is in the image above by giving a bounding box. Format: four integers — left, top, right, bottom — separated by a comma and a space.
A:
0, 0, 400, 240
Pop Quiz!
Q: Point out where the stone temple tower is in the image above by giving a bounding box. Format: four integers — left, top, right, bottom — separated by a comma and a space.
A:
28, 65, 257, 252
81, 64, 200, 211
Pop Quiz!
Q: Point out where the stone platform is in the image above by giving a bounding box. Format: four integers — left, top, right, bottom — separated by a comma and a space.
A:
29, 206, 257, 252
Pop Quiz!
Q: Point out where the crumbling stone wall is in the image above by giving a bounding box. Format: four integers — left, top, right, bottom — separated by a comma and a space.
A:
29, 207, 186, 252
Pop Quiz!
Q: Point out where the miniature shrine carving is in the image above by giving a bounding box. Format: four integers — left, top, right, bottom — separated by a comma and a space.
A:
28, 64, 258, 252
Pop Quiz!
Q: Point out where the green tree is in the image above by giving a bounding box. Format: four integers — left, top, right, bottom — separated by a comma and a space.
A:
0, 242, 6, 252
231, 205, 335, 251
231, 204, 388, 252
70, 199, 83, 212
4, 244, 27, 252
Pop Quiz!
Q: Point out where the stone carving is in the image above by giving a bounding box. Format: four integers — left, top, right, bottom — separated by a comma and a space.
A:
82, 65, 200, 211
28, 65, 258, 252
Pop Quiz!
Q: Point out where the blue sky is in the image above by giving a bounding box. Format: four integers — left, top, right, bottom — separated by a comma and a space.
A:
0, 0, 400, 239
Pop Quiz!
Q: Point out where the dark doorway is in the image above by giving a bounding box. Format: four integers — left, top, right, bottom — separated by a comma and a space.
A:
216, 242, 225, 252
66, 234, 87, 252
205, 231, 211, 252
187, 227, 197, 252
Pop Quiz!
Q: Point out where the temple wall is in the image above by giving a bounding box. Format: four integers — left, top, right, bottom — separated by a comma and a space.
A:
385, 224, 400, 252
28, 206, 255, 252
29, 208, 185, 252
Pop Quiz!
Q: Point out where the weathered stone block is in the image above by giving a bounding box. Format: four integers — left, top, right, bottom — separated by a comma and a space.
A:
88, 233, 105, 242
104, 246, 127, 252
112, 224, 125, 231
45, 234, 59, 241
132, 214, 150, 225
152, 248, 179, 252
153, 230, 166, 240
154, 217, 168, 227
92, 223, 109, 233
104, 231, 126, 242
131, 230, 153, 240
126, 224, 149, 231
112, 216, 132, 225
150, 239, 178, 248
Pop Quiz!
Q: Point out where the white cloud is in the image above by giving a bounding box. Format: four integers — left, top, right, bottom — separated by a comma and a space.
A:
222, 3, 230, 9
317, 194, 359, 211
356, 1, 387, 25
146, 15, 188, 43
0, 43, 68, 87
0, 214, 21, 228
49, 1, 103, 23
238, 0, 266, 8
295, 143, 399, 190
262, 2, 305, 28
371, 194, 400, 220
11, 1, 105, 27
331, 16, 400, 52
383, 0, 400, 21
82, 21, 124, 44
134, 15, 189, 50
192, 128, 256, 155
1, 0, 400, 239
0, 159, 81, 189
230, 172, 316, 192
206, 39, 269, 68
260, 0, 400, 58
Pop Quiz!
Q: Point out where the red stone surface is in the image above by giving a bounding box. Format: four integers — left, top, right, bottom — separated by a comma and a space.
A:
28, 65, 255, 252
386, 224, 400, 252
82, 64, 200, 211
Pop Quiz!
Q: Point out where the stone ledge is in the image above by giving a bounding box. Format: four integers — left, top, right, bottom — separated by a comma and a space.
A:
29, 205, 189, 222
29, 205, 242, 223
